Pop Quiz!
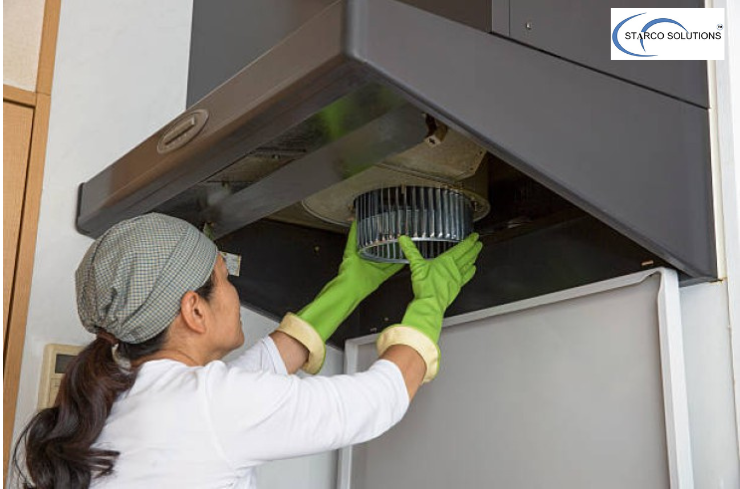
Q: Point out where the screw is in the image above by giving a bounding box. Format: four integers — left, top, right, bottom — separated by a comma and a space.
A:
314, 246, 320, 253
525, 21, 533, 30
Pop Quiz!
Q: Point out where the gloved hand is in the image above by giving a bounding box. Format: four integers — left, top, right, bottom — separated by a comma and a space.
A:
277, 221, 403, 373
376, 233, 482, 382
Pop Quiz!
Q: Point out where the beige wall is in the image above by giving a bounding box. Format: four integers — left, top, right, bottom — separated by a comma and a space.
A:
4, 0, 46, 90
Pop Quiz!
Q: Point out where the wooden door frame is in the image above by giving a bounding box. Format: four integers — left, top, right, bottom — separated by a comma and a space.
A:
3, 0, 61, 480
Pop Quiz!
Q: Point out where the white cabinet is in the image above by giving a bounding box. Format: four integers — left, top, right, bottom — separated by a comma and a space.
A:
341, 269, 693, 488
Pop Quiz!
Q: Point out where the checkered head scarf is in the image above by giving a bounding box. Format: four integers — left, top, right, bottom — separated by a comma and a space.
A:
75, 213, 218, 344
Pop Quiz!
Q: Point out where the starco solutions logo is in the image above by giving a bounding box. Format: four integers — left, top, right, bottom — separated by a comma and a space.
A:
611, 8, 725, 60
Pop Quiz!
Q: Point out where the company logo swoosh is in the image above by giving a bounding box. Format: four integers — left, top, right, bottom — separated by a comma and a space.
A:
639, 18, 687, 52
612, 13, 655, 57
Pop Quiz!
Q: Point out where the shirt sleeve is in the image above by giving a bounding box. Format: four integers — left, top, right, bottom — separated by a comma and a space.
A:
225, 336, 288, 375
202, 359, 410, 467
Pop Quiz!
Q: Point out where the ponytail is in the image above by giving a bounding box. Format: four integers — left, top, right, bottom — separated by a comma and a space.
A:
13, 328, 168, 488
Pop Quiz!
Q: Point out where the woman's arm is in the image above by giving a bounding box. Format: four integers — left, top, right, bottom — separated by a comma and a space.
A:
269, 330, 308, 374
207, 356, 410, 465
271, 330, 426, 400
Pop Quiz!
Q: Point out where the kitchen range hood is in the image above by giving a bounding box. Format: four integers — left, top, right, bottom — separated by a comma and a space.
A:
76, 0, 715, 347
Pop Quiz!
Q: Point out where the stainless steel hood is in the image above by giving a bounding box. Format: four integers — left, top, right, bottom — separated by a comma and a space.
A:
76, 0, 715, 346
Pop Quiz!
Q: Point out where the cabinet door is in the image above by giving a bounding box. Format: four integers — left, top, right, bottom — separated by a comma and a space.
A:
341, 268, 692, 489
3, 101, 34, 343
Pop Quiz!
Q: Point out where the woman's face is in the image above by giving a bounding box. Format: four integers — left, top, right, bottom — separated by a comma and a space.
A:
206, 255, 245, 357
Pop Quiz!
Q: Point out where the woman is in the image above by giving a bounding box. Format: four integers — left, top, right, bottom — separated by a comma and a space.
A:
14, 212, 481, 488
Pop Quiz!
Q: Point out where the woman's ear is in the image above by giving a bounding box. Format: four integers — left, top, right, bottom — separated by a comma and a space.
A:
179, 291, 208, 334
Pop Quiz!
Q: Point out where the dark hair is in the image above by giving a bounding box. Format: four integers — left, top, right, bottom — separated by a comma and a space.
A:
194, 274, 215, 302
12, 275, 215, 488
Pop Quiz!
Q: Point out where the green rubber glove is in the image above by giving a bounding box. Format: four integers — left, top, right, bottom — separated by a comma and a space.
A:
376, 233, 482, 382
278, 221, 403, 373
296, 221, 403, 339
399, 233, 482, 342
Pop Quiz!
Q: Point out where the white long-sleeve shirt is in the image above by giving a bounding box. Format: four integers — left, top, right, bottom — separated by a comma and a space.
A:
91, 337, 409, 488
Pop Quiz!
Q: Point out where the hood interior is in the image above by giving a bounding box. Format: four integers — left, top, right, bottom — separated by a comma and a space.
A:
152, 131, 670, 347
